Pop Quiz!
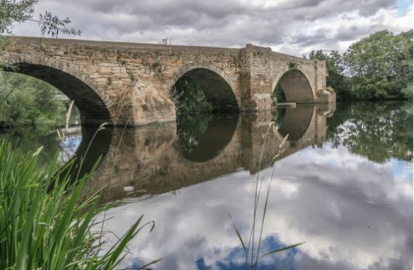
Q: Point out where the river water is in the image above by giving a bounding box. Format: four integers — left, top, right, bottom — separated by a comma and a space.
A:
1, 101, 412, 270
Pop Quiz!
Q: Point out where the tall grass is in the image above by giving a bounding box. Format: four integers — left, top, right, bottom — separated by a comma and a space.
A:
230, 122, 304, 269
0, 142, 157, 269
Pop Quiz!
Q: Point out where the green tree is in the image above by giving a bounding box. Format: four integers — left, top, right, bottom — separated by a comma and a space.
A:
308, 50, 352, 100
343, 30, 413, 99
171, 76, 213, 118
0, 72, 66, 127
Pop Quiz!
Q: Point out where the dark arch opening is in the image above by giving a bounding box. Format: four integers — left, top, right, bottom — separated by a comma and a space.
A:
50, 125, 113, 190
273, 105, 314, 141
171, 68, 239, 163
273, 69, 314, 104
8, 63, 111, 126
171, 68, 239, 114
174, 115, 239, 163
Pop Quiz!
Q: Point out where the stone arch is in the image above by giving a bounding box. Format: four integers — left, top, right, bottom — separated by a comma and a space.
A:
5, 54, 113, 125
272, 105, 315, 141
169, 62, 240, 112
173, 115, 239, 163
272, 67, 315, 103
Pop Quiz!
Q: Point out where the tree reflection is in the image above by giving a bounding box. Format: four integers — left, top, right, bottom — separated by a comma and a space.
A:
174, 114, 238, 162
0, 126, 64, 167
327, 101, 413, 163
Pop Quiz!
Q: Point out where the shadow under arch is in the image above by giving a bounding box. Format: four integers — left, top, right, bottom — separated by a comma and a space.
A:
174, 115, 239, 163
7, 62, 112, 125
273, 69, 314, 103
275, 105, 315, 141
57, 125, 113, 184
170, 64, 240, 163
170, 65, 240, 112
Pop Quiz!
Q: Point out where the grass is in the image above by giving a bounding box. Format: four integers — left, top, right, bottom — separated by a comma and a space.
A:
230, 122, 304, 269
0, 141, 158, 269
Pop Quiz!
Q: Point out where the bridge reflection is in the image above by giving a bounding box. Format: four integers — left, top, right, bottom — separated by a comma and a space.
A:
76, 103, 335, 203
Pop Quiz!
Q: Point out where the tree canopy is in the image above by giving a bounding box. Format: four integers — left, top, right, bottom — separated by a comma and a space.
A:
309, 29, 413, 101
0, 72, 67, 127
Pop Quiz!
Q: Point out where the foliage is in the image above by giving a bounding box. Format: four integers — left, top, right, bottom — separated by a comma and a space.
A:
174, 113, 213, 158
309, 29, 413, 101
309, 50, 352, 100
0, 126, 65, 167
326, 101, 413, 163
39, 11, 82, 37
0, 71, 67, 127
171, 76, 213, 119
272, 84, 286, 103
344, 30, 413, 100
0, 0, 81, 37
0, 141, 157, 270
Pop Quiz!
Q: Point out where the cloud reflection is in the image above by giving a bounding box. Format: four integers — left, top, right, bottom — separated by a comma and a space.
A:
98, 143, 412, 270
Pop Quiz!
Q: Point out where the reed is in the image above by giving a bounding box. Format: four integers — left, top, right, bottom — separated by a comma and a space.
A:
230, 122, 304, 269
0, 142, 157, 269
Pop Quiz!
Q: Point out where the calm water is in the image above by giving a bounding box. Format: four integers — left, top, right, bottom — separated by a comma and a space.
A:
1, 102, 412, 270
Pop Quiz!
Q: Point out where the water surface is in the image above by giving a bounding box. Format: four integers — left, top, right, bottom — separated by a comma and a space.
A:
1, 102, 412, 270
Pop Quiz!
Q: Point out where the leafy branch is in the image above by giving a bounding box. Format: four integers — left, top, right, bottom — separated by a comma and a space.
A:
0, 0, 81, 38
37, 11, 82, 37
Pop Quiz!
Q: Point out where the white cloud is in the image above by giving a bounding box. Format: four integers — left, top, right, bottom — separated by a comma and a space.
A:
94, 144, 412, 270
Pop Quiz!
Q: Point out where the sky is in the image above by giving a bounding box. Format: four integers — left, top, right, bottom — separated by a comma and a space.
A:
13, 0, 413, 57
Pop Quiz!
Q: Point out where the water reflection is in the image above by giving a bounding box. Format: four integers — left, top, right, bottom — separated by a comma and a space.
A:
0, 102, 411, 270
327, 102, 413, 162
175, 114, 239, 162
90, 102, 410, 270
99, 145, 412, 270
80, 104, 334, 203
276, 105, 314, 141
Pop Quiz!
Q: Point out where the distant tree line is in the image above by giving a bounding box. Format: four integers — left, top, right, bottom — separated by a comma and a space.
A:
308, 30, 413, 101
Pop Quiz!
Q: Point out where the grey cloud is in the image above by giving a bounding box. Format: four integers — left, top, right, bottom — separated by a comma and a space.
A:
290, 28, 331, 46
17, 0, 409, 54
97, 142, 412, 270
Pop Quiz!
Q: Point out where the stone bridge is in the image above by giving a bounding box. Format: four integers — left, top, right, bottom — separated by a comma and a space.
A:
70, 104, 336, 203
1, 36, 335, 126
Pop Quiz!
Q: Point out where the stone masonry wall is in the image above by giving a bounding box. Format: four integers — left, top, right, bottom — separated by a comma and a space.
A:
1, 36, 333, 126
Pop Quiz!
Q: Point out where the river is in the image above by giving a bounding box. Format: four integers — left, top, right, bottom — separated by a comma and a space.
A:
0, 101, 412, 270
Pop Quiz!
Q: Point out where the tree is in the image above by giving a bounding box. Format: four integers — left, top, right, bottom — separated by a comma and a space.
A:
308, 50, 352, 100
0, 0, 81, 37
343, 30, 413, 99
0, 72, 66, 127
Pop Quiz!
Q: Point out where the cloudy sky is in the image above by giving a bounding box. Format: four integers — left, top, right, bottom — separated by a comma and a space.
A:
13, 0, 413, 57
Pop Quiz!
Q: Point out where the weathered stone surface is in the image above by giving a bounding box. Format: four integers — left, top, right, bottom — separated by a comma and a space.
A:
1, 36, 335, 126
78, 104, 336, 203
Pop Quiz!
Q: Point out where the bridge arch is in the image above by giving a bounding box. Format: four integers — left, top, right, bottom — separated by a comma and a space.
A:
169, 62, 240, 112
173, 115, 239, 163
5, 54, 113, 125
272, 68, 315, 103
272, 105, 316, 142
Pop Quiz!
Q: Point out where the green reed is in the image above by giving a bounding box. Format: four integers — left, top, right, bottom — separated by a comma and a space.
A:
0, 142, 158, 270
